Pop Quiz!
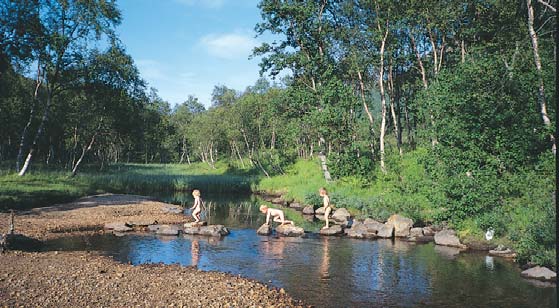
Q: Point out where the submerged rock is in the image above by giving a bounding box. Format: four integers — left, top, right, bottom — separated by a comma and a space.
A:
275, 224, 305, 237
319, 225, 343, 236
521, 266, 556, 282
256, 223, 272, 236
386, 214, 413, 237
183, 225, 229, 237
434, 229, 467, 249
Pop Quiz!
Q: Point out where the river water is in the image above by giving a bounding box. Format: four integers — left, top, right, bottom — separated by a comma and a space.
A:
43, 194, 556, 307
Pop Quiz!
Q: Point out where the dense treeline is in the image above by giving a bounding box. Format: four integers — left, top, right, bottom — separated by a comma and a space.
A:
0, 1, 555, 267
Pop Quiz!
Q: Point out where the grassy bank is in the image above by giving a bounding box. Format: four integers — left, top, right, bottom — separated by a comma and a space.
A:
0, 161, 254, 211
0, 152, 555, 269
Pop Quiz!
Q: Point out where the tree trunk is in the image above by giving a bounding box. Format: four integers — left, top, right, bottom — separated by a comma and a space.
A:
410, 33, 438, 146
16, 65, 42, 172
357, 70, 376, 157
18, 89, 52, 176
388, 62, 402, 156
377, 20, 389, 174
71, 132, 97, 177
527, 0, 556, 154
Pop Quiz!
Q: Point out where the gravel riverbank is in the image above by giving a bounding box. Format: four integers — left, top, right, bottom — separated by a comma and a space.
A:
0, 194, 309, 307
0, 251, 306, 307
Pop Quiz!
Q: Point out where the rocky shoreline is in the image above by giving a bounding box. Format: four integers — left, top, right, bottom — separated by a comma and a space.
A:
0, 194, 309, 307
256, 191, 557, 284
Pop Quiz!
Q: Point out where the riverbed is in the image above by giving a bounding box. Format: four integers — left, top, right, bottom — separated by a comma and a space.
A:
39, 193, 556, 308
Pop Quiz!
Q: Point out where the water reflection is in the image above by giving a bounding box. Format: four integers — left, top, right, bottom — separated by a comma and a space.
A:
42, 232, 556, 308
39, 192, 557, 308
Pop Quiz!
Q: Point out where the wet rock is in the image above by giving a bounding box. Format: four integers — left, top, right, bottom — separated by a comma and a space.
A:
275, 224, 305, 237
409, 227, 424, 238
315, 207, 326, 215
407, 235, 434, 242
422, 226, 436, 236
386, 214, 413, 237
147, 225, 160, 232
160, 204, 183, 214
331, 208, 351, 227
434, 229, 467, 249
521, 266, 556, 282
183, 221, 207, 228
183, 225, 229, 237
289, 202, 303, 210
376, 224, 394, 238
319, 225, 343, 236
346, 222, 377, 239
302, 206, 315, 215
104, 222, 132, 232
256, 223, 272, 236
489, 245, 517, 258
155, 224, 182, 236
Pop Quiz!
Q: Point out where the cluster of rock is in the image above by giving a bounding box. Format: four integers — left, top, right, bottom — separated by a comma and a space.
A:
104, 221, 229, 237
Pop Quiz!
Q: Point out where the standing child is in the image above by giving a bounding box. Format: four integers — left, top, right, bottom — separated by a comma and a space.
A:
319, 187, 331, 229
190, 189, 202, 223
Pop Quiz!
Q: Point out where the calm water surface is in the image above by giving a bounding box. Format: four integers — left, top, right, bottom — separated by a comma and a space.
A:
43, 194, 556, 308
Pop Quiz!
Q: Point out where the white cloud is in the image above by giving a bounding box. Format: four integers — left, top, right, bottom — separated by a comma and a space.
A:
200, 33, 258, 60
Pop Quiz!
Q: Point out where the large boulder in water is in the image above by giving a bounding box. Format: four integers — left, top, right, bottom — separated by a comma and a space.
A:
183, 224, 229, 237
521, 266, 556, 282
257, 223, 272, 236
155, 224, 182, 236
331, 208, 351, 227
302, 206, 315, 215
346, 221, 376, 239
434, 229, 467, 248
376, 223, 394, 238
319, 224, 343, 236
275, 224, 305, 237
386, 214, 413, 237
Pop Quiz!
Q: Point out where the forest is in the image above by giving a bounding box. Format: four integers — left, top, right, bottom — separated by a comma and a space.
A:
0, 0, 556, 269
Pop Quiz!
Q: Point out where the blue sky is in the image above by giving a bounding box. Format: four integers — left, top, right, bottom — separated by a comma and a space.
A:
116, 0, 271, 107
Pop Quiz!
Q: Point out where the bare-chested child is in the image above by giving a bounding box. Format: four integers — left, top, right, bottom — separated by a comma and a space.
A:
190, 189, 202, 223
259, 205, 294, 226
319, 187, 331, 229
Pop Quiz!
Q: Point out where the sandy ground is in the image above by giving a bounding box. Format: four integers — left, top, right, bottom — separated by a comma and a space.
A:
0, 194, 308, 307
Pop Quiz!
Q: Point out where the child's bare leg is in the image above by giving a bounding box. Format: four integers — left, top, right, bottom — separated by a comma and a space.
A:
323, 207, 331, 229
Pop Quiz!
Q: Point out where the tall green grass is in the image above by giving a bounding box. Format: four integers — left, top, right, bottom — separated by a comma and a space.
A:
0, 161, 255, 211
